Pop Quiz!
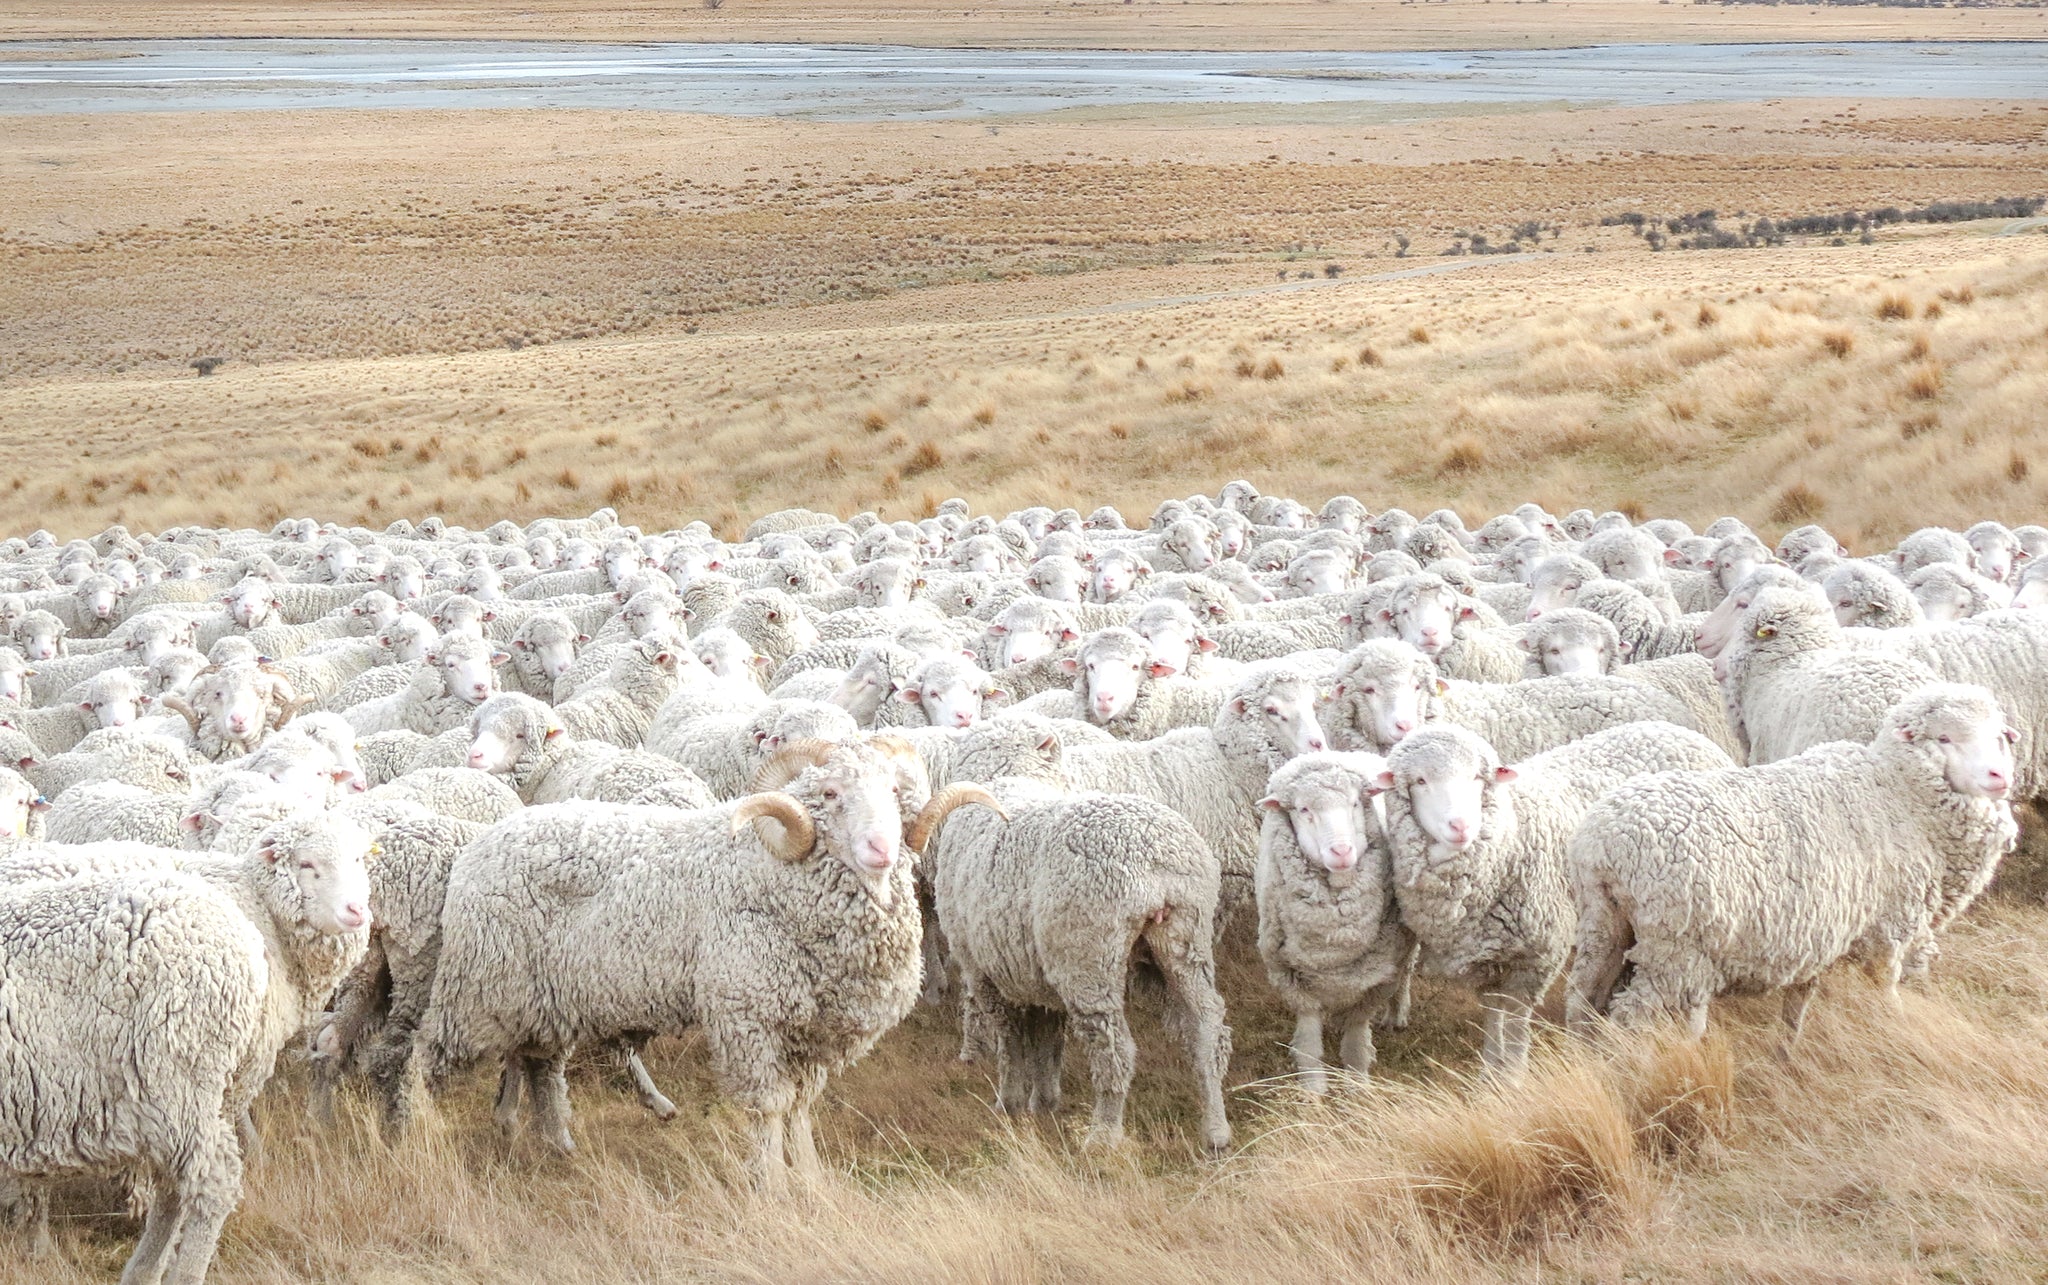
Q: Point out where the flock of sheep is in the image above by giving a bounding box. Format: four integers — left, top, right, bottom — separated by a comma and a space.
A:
0, 488, 2039, 1284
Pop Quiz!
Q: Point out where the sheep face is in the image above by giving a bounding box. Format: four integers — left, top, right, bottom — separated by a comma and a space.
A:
1524, 556, 1594, 620
383, 616, 438, 664
1261, 760, 1379, 875
1694, 566, 1812, 661
434, 640, 503, 707
0, 664, 25, 704
80, 675, 148, 730
1064, 631, 1157, 723
1968, 529, 2019, 586
1090, 552, 1146, 604
853, 559, 920, 609
1520, 610, 1623, 676
1892, 688, 2017, 801
1023, 557, 1085, 605
1287, 550, 1350, 597
224, 579, 280, 630
899, 659, 987, 731
468, 698, 558, 774
619, 591, 678, 639
1333, 650, 1431, 750
0, 768, 44, 840
2014, 562, 2048, 610
1132, 611, 1211, 680
74, 576, 121, 624
1235, 676, 1329, 759
1164, 520, 1219, 572
433, 596, 490, 640
257, 817, 374, 935
1380, 729, 1515, 853
378, 560, 427, 604
1391, 583, 1461, 659
988, 605, 1075, 668
1911, 568, 1978, 625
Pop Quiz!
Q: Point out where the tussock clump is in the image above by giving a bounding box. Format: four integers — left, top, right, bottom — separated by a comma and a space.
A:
1771, 481, 1826, 523
1876, 293, 1914, 321
1440, 436, 1488, 475
905, 441, 944, 475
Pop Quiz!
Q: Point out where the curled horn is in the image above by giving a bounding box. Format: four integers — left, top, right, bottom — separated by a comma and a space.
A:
730, 792, 816, 861
906, 784, 1008, 854
161, 694, 201, 733
749, 737, 839, 793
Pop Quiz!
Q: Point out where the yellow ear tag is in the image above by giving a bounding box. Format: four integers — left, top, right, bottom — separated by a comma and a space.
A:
367, 842, 384, 857
1754, 626, 1776, 639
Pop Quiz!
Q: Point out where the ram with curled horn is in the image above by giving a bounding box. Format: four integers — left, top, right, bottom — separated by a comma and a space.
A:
748, 737, 840, 793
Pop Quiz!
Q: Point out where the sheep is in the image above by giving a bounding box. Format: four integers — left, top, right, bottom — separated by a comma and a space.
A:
1375, 721, 1732, 1077
1254, 751, 1415, 1092
467, 692, 716, 807
715, 588, 821, 669
1516, 609, 1741, 760
1047, 667, 1331, 929
983, 597, 1081, 669
343, 635, 502, 737
414, 739, 994, 1185
365, 767, 524, 826
1823, 562, 1924, 629
499, 609, 586, 699
1894, 526, 1973, 578
691, 625, 772, 689
354, 727, 472, 787
13, 609, 68, 662
891, 652, 1008, 731
1571, 579, 1701, 661
1325, 641, 1713, 763
1908, 562, 2013, 624
934, 720, 1231, 1151
1381, 574, 1525, 683
1569, 685, 2019, 1044
1020, 627, 1222, 740
653, 698, 861, 800
1716, 588, 1942, 764
0, 814, 372, 1283
551, 634, 695, 748
0, 666, 155, 756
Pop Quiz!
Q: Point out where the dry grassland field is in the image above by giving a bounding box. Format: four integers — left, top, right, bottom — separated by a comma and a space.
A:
4, 6, 2048, 1284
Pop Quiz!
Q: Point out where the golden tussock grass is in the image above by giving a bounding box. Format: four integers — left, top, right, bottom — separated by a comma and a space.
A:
9, 895, 2048, 1283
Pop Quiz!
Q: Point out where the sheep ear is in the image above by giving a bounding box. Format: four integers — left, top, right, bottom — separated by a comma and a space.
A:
577, 633, 592, 644
1662, 547, 1682, 564
257, 841, 280, 863
1230, 696, 1249, 715
1195, 635, 1217, 653
1148, 661, 1178, 679
1516, 636, 1533, 652
1895, 725, 1916, 742
1617, 640, 1634, 657
1257, 796, 1284, 811
1434, 678, 1449, 695
896, 687, 924, 705
1337, 612, 1353, 625
545, 726, 565, 742
1057, 656, 1080, 675
1035, 731, 1058, 753
28, 795, 48, 813
512, 639, 531, 651
985, 623, 1009, 636
76, 701, 92, 713
1058, 627, 1079, 642
959, 649, 977, 661
1376, 608, 1394, 622
490, 651, 511, 667
16, 756, 36, 770
985, 686, 1009, 703
1493, 766, 1518, 784
1370, 770, 1394, 795
749, 654, 772, 672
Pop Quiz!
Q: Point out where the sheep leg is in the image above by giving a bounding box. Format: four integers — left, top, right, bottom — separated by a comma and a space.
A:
493, 1057, 525, 1138
1024, 1007, 1067, 1115
1068, 1004, 1136, 1150
1374, 947, 1417, 1031
787, 1067, 828, 1185
1289, 1011, 1329, 1095
750, 1109, 790, 1195
1336, 1000, 1379, 1081
235, 1106, 263, 1166
526, 1050, 575, 1153
918, 886, 950, 1008
614, 1036, 678, 1121
1477, 987, 1535, 1082
157, 1120, 243, 1285
119, 1170, 181, 1285
1568, 889, 1635, 1038
1147, 918, 1232, 1153
978, 990, 1034, 1116
1775, 980, 1819, 1062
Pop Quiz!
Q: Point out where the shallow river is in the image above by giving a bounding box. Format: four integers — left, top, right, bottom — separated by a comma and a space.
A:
1, 39, 2044, 119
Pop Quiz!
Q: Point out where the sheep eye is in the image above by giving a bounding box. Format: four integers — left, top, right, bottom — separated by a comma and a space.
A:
1938, 735, 1952, 744
823, 788, 840, 800
298, 860, 316, 872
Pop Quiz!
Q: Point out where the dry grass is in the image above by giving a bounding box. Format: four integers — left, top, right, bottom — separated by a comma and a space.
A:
8, 894, 2048, 1283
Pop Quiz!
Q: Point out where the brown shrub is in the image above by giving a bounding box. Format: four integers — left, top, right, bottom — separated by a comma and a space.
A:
1696, 303, 1719, 328
1439, 436, 1487, 475
352, 437, 389, 458
2010, 451, 2030, 484
505, 446, 529, 466
971, 402, 997, 427
1358, 345, 1383, 367
1906, 334, 1932, 361
1905, 362, 1946, 401
1902, 413, 1939, 440
414, 435, 443, 464
1876, 293, 1913, 321
1234, 359, 1258, 379
1771, 482, 1826, 524
824, 447, 845, 476
905, 441, 944, 475
1820, 331, 1854, 359
1408, 325, 1431, 345
1107, 422, 1130, 441
862, 409, 889, 434
556, 467, 581, 490
593, 431, 618, 448
1258, 357, 1284, 381
606, 475, 633, 504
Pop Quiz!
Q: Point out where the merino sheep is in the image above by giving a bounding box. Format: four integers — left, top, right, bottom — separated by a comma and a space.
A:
1254, 751, 1415, 1092
1376, 721, 1732, 1076
1569, 685, 2018, 1044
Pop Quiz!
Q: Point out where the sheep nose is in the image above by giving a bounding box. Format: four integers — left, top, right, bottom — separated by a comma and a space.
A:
1328, 841, 1354, 862
1392, 719, 1414, 735
1525, 608, 1543, 621
1447, 819, 1471, 842
859, 836, 895, 871
467, 751, 486, 768
339, 903, 369, 929
952, 712, 976, 728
